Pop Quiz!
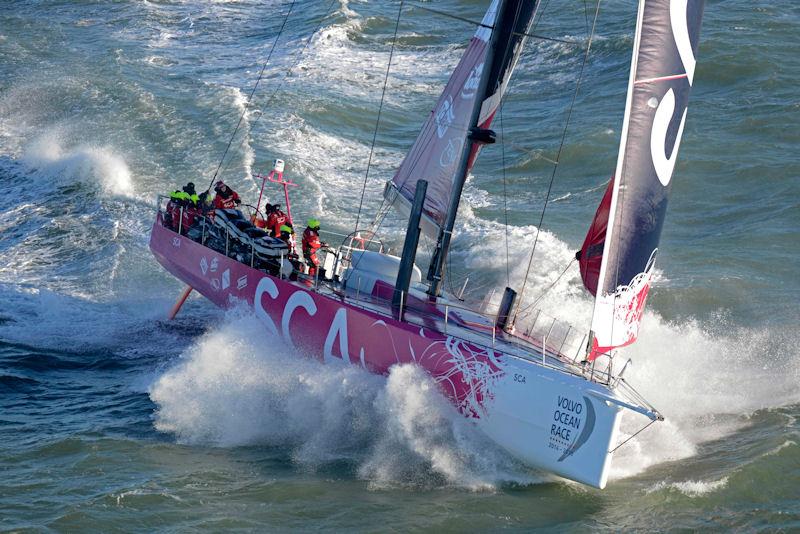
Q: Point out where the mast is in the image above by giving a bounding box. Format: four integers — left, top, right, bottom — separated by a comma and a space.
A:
427, 0, 508, 298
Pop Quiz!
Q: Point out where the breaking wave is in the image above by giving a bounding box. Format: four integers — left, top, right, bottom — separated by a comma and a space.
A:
21, 131, 134, 197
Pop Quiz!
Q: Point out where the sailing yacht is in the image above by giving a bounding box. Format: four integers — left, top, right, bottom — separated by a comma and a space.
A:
150, 0, 705, 488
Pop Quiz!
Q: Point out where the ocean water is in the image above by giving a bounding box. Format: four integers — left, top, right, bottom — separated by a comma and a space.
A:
1, 0, 798, 531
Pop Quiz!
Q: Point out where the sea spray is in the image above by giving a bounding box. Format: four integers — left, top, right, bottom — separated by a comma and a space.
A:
149, 312, 538, 489
21, 131, 134, 196
442, 205, 800, 480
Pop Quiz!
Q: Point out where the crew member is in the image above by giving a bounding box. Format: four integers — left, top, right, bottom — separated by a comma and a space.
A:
302, 219, 327, 277
169, 182, 197, 205
278, 224, 297, 255
166, 182, 198, 231
265, 203, 288, 238
183, 182, 199, 205
197, 190, 214, 216
212, 181, 241, 210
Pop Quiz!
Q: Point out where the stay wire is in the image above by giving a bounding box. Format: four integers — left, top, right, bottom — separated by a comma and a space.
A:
407, 2, 577, 45
515, 257, 575, 320
608, 419, 657, 454
354, 0, 404, 233
512, 0, 602, 325
206, 0, 297, 193
500, 103, 510, 289
218, 0, 339, 181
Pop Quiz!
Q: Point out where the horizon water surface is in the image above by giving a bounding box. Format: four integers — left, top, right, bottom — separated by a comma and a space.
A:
1, 0, 798, 531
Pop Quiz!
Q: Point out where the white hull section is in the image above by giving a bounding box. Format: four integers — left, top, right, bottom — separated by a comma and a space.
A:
479, 356, 622, 488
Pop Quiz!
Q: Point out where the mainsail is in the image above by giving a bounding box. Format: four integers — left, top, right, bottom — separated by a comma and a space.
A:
582, 0, 705, 360
384, 0, 538, 240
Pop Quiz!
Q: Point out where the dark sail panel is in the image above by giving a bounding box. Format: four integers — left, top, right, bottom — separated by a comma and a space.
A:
385, 0, 537, 239
588, 0, 705, 359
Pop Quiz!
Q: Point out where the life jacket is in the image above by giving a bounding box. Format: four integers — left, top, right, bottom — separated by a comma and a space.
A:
170, 190, 191, 204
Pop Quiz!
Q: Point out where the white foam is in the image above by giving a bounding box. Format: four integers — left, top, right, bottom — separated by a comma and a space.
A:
149, 312, 540, 490
434, 203, 800, 480
647, 477, 729, 497
21, 131, 134, 197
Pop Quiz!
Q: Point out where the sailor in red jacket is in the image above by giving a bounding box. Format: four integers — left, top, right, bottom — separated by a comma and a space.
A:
212, 181, 241, 210
302, 219, 327, 276
265, 203, 288, 238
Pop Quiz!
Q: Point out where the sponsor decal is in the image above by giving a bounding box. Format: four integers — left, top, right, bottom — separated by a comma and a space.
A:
221, 269, 230, 290
439, 137, 462, 168
172, 237, 181, 248
461, 62, 484, 99
252, 276, 503, 419
211, 278, 220, 291
210, 257, 219, 273
649, 0, 697, 187
200, 257, 208, 275
547, 395, 596, 461
237, 275, 247, 290
435, 96, 455, 138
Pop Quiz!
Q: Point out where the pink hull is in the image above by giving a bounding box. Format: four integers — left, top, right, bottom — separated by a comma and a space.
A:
150, 217, 505, 417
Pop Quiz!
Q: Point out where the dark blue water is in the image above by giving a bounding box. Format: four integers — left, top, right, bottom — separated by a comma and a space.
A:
1, 0, 798, 530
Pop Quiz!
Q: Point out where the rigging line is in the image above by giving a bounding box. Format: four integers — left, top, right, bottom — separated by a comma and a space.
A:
354, 0, 404, 233
500, 94, 510, 289
531, 0, 553, 34
608, 418, 657, 454
583, 0, 591, 36
515, 257, 575, 320
219, 0, 339, 180
408, 1, 579, 46
511, 0, 602, 326
206, 0, 297, 192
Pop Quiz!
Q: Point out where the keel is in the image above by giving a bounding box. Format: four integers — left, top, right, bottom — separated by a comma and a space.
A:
168, 285, 193, 320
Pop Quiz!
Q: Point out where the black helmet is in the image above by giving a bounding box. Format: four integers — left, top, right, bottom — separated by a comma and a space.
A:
184, 182, 196, 195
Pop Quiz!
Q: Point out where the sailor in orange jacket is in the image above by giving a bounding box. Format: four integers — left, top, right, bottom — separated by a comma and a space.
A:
302, 219, 327, 276
265, 203, 288, 238
212, 181, 241, 210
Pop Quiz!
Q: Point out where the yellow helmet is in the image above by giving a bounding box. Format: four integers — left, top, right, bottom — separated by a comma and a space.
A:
279, 225, 293, 234
307, 218, 320, 230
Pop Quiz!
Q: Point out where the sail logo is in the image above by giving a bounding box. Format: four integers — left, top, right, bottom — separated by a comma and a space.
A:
439, 138, 462, 168
435, 96, 455, 138
461, 62, 484, 100
650, 0, 697, 187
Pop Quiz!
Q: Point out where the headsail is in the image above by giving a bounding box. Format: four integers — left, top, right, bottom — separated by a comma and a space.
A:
384, 0, 538, 239
584, 0, 705, 360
